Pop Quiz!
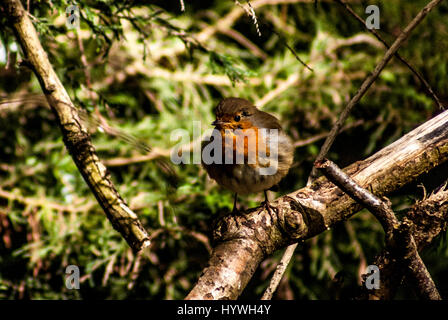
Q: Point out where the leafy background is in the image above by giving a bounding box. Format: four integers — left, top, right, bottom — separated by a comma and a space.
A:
0, 0, 447, 299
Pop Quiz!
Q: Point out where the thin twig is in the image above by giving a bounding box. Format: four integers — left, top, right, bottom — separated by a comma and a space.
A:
307, 0, 444, 185
0, 187, 95, 213
256, 73, 299, 107
293, 119, 365, 148
261, 243, 298, 299
76, 31, 95, 101
235, 0, 262, 36
334, 0, 444, 110
269, 26, 313, 71
219, 28, 268, 59
344, 221, 367, 284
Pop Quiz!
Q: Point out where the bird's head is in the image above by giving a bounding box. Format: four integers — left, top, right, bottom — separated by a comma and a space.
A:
212, 97, 257, 130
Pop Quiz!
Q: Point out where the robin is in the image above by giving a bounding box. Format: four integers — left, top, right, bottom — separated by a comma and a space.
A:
202, 97, 294, 213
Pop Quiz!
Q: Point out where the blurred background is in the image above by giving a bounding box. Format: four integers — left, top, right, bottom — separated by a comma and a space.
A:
0, 0, 447, 299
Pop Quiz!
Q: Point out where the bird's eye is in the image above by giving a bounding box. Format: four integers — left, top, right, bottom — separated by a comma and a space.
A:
234, 115, 241, 122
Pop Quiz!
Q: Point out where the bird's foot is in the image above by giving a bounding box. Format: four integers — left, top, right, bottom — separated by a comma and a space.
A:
230, 205, 241, 228
261, 199, 277, 222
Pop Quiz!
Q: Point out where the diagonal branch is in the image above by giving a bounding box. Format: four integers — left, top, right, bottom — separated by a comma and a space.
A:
335, 0, 444, 110
2, 0, 150, 252
307, 0, 445, 185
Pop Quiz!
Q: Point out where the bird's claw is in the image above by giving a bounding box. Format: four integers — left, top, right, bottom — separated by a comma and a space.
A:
230, 206, 241, 228
261, 200, 277, 222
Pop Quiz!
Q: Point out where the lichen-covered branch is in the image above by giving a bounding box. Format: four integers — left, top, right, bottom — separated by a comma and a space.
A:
2, 0, 150, 252
186, 109, 448, 300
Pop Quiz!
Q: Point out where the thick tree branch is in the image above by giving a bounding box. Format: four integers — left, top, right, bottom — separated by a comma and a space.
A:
186, 109, 448, 299
2, 0, 150, 252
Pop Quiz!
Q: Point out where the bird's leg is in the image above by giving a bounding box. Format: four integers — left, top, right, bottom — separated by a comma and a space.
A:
230, 193, 241, 227
232, 193, 239, 214
262, 190, 277, 220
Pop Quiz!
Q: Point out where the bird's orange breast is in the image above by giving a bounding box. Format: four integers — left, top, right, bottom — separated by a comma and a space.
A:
220, 125, 270, 165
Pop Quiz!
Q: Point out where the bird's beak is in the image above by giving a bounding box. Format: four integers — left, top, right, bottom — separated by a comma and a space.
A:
212, 119, 226, 127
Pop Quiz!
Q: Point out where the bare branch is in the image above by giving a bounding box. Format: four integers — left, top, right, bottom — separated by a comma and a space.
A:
261, 243, 298, 300
315, 158, 441, 300
315, 159, 399, 235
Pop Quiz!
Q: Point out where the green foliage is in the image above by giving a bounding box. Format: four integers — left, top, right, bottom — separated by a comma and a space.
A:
208, 51, 255, 84
1, 0, 447, 300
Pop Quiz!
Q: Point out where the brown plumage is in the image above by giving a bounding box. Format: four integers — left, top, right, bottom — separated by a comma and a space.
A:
202, 97, 294, 212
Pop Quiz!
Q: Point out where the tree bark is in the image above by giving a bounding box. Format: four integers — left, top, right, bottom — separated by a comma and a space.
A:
186, 109, 448, 299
